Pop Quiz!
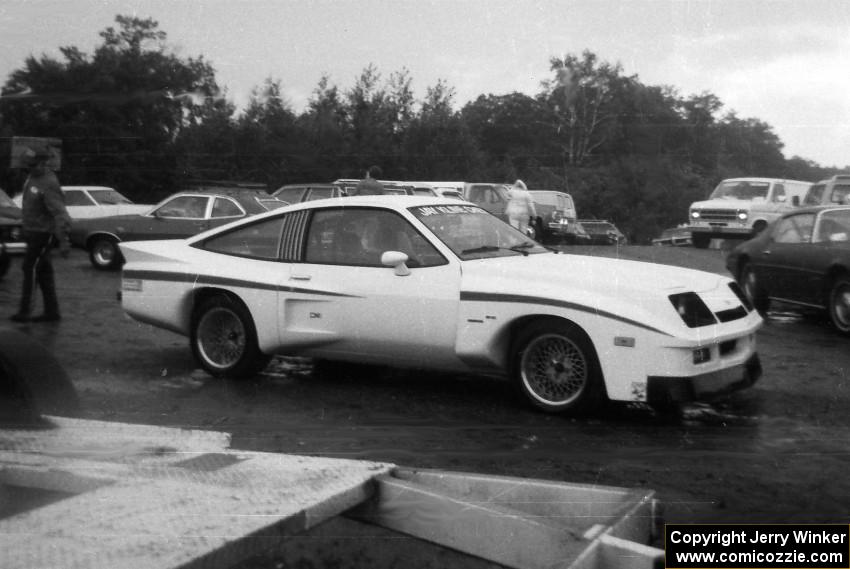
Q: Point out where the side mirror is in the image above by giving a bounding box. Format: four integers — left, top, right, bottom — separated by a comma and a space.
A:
791, 196, 800, 206
381, 251, 411, 276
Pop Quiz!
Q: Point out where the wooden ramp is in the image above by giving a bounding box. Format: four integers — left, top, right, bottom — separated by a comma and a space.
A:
0, 417, 663, 569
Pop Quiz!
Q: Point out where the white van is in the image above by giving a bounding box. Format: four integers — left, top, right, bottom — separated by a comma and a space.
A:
687, 177, 811, 248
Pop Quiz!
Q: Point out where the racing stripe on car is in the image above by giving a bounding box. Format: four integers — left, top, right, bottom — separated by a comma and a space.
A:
122, 270, 359, 298
460, 291, 671, 336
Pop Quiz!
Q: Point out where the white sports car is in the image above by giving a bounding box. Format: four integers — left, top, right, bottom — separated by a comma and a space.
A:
120, 196, 763, 414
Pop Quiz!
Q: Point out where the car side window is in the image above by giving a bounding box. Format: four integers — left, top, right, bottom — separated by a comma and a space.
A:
305, 187, 334, 201
64, 190, 95, 206
773, 184, 785, 202
211, 197, 244, 218
274, 187, 305, 203
774, 213, 815, 244
814, 210, 850, 243
304, 208, 445, 267
155, 195, 208, 219
831, 185, 850, 205
200, 216, 287, 260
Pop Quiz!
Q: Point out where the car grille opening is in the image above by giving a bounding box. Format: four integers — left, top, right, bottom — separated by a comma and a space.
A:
719, 339, 737, 356
716, 306, 749, 323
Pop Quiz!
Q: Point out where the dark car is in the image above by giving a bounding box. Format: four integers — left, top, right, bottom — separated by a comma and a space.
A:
0, 188, 24, 278
725, 205, 850, 334
272, 184, 348, 204
576, 219, 627, 245
70, 187, 286, 270
528, 190, 588, 244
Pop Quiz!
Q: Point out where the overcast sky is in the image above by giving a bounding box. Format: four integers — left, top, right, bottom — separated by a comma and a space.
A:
1, 0, 848, 167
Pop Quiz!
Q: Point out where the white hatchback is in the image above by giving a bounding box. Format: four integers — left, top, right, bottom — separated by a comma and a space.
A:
120, 196, 763, 415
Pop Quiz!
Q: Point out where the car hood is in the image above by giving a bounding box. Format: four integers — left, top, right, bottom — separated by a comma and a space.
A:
461, 252, 744, 335
691, 198, 757, 209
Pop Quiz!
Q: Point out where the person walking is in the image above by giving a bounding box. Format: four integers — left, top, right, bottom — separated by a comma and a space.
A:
352, 165, 385, 196
505, 179, 537, 235
10, 148, 71, 323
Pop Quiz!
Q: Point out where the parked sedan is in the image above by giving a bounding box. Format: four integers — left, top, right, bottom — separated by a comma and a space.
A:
577, 219, 628, 245
0, 188, 24, 277
71, 188, 286, 270
120, 196, 762, 415
726, 205, 850, 335
61, 186, 151, 219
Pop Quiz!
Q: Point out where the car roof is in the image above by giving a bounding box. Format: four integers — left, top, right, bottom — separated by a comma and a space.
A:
721, 177, 812, 184
781, 204, 850, 216
62, 185, 117, 191
184, 195, 477, 243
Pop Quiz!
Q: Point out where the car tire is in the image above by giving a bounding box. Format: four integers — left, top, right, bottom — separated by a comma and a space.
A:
0, 245, 9, 279
89, 236, 124, 270
0, 329, 80, 425
511, 319, 606, 414
741, 263, 770, 314
827, 275, 850, 335
191, 294, 270, 379
692, 233, 711, 249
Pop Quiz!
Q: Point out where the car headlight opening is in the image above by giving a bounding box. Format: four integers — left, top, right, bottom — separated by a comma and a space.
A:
669, 292, 716, 328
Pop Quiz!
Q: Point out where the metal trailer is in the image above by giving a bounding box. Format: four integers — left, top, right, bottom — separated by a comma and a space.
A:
0, 330, 664, 569
0, 416, 663, 569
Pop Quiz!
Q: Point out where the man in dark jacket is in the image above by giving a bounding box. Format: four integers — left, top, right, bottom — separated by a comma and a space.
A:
352, 165, 385, 196
10, 149, 71, 323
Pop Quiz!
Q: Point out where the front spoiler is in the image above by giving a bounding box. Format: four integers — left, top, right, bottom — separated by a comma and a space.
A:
646, 353, 762, 407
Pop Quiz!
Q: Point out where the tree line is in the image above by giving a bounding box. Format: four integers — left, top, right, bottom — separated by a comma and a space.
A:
0, 16, 844, 243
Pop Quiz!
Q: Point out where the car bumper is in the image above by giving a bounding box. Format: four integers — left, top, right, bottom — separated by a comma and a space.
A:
1, 241, 26, 254
646, 353, 762, 407
689, 225, 752, 237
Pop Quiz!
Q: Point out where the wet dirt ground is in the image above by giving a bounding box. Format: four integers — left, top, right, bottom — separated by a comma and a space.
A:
1, 245, 849, 536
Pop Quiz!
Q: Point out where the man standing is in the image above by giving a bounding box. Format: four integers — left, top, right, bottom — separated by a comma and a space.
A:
10, 149, 71, 323
352, 165, 385, 196
505, 179, 537, 235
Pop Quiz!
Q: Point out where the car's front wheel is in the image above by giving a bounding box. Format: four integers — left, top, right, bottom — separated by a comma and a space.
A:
89, 236, 123, 270
511, 319, 606, 414
191, 294, 270, 378
741, 263, 770, 314
827, 276, 850, 335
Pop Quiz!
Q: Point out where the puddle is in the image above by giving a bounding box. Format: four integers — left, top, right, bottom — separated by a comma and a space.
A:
765, 310, 804, 323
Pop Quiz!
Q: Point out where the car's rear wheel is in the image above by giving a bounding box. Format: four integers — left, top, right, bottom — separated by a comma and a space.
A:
741, 263, 770, 314
0, 245, 9, 279
692, 233, 711, 249
511, 319, 606, 414
89, 236, 123, 270
191, 294, 270, 378
827, 276, 850, 335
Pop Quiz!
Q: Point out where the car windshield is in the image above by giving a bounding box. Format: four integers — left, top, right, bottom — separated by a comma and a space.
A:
89, 188, 134, 205
531, 193, 557, 206
410, 204, 549, 260
710, 181, 770, 201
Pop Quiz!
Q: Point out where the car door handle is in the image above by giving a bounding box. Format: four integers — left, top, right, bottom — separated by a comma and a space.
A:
290, 274, 312, 281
